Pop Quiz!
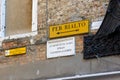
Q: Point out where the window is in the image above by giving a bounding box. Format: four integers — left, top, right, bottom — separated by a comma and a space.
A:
0, 0, 38, 38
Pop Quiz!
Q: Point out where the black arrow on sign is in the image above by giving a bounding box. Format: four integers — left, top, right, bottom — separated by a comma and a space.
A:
57, 29, 79, 35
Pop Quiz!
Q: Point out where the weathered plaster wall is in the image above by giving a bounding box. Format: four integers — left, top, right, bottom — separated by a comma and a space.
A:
2, 1, 118, 78
0, 0, 109, 67
6, 0, 32, 36
37, 0, 109, 39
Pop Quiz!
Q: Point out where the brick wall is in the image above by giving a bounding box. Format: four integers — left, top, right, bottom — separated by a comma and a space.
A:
37, 0, 109, 38
0, 0, 109, 67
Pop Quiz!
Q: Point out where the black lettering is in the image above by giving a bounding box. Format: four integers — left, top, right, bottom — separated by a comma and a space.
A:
52, 26, 63, 32
81, 23, 86, 27
65, 25, 70, 29
59, 26, 62, 30
52, 27, 57, 32
74, 24, 76, 28
71, 24, 74, 28
78, 22, 86, 27
78, 23, 81, 27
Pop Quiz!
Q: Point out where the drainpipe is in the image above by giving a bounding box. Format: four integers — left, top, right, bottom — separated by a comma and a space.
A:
46, 0, 49, 40
48, 71, 120, 80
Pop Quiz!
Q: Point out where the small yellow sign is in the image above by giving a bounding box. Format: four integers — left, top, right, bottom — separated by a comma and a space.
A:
5, 47, 26, 57
49, 20, 89, 38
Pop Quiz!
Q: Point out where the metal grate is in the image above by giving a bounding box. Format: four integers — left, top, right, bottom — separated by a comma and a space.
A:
84, 0, 120, 59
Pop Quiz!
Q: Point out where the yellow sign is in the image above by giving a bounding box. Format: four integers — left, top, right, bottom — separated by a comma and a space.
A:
49, 20, 89, 38
5, 47, 26, 57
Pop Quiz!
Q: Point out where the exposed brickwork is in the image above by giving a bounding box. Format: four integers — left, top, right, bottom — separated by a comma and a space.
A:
0, 0, 109, 67
37, 0, 109, 39
0, 44, 46, 67
2, 37, 30, 49
75, 35, 84, 54
38, 0, 47, 39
